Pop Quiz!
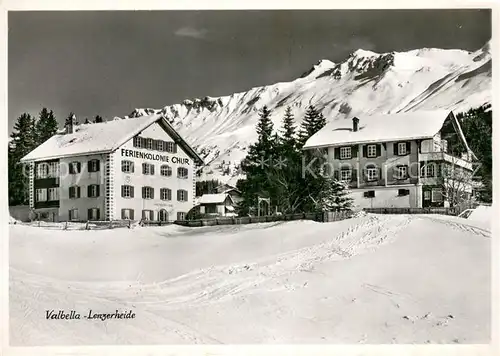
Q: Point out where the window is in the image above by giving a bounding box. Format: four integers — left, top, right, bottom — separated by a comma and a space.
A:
36, 188, 47, 202
48, 162, 59, 177
157, 140, 164, 151
133, 136, 141, 148
142, 163, 155, 175
48, 187, 59, 201
177, 167, 188, 179
431, 188, 444, 202
69, 209, 79, 221
366, 167, 378, 181
424, 190, 431, 200
87, 208, 100, 221
340, 147, 351, 159
364, 190, 375, 198
166, 142, 176, 153
146, 138, 154, 150
398, 142, 407, 155
87, 184, 100, 198
121, 209, 135, 220
160, 165, 172, 177
177, 212, 186, 221
142, 210, 154, 221
421, 163, 435, 178
69, 162, 81, 174
367, 144, 377, 158
396, 166, 407, 180
88, 159, 100, 172
398, 189, 410, 196
36, 164, 49, 179
177, 189, 188, 202
69, 186, 81, 199
142, 186, 154, 199
159, 210, 169, 222
122, 160, 134, 173
121, 185, 134, 198
340, 169, 352, 182
160, 188, 172, 201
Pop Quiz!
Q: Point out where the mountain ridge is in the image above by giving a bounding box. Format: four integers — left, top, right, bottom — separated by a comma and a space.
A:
124, 40, 492, 184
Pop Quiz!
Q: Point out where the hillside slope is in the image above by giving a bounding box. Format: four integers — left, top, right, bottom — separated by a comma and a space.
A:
125, 41, 492, 183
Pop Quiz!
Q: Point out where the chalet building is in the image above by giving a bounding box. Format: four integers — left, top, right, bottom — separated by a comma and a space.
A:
303, 110, 477, 209
20, 114, 204, 222
214, 183, 242, 204
198, 193, 238, 217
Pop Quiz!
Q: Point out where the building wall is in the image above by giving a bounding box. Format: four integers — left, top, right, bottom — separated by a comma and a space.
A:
349, 185, 422, 209
58, 153, 107, 221
112, 121, 195, 221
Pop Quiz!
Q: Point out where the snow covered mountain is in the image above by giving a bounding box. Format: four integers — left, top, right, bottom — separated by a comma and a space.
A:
124, 40, 492, 184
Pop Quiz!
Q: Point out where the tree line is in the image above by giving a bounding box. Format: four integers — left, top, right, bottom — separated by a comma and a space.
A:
235, 105, 353, 216
8, 110, 104, 206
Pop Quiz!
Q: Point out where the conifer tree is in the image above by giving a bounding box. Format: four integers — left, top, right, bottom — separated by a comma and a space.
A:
8, 113, 37, 205
35, 108, 58, 146
94, 115, 104, 123
314, 176, 353, 212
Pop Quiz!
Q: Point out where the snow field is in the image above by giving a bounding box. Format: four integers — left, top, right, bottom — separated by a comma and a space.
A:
9, 213, 491, 345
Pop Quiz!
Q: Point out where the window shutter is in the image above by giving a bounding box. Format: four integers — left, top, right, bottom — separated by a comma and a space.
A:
393, 143, 398, 156
351, 145, 358, 158
87, 161, 93, 172
77, 162, 82, 173
87, 185, 92, 197
96, 209, 100, 220
174, 143, 178, 154
77, 186, 81, 198
130, 186, 134, 198
121, 186, 125, 198
362, 145, 367, 158
334, 148, 340, 159
69, 186, 74, 198
150, 188, 154, 199
351, 169, 357, 182
142, 163, 147, 174
69, 164, 75, 174
96, 160, 100, 172
130, 162, 134, 173
142, 187, 146, 199
177, 190, 180, 201
87, 209, 92, 220
151, 165, 155, 175
96, 185, 100, 197
121, 209, 125, 219
406, 142, 411, 154
376, 145, 381, 157
333, 170, 339, 180
68, 210, 71, 220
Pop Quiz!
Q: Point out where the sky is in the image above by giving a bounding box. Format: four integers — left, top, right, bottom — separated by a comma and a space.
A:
8, 9, 492, 134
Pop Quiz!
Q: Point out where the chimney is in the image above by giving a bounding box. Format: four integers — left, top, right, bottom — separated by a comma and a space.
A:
352, 117, 359, 132
65, 114, 76, 134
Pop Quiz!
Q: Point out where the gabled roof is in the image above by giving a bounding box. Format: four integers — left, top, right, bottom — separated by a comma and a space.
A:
198, 193, 234, 205
20, 114, 204, 165
303, 110, 453, 149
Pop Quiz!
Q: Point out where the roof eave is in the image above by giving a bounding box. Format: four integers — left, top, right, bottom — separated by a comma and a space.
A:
302, 135, 436, 150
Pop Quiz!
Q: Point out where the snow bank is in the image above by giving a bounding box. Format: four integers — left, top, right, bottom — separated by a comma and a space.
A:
9, 214, 490, 345
468, 205, 492, 229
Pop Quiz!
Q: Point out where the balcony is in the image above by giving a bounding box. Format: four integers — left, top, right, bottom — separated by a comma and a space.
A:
419, 152, 472, 170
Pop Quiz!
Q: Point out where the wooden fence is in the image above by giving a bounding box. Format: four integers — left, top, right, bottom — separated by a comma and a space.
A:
363, 207, 460, 216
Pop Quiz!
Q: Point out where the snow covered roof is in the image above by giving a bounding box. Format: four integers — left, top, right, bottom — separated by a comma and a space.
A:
20, 114, 204, 164
303, 110, 453, 149
198, 193, 233, 205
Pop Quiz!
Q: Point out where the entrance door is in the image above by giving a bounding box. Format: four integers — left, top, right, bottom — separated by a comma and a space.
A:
158, 209, 169, 222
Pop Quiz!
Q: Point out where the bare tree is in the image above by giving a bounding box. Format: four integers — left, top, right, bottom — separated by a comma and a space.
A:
440, 156, 476, 210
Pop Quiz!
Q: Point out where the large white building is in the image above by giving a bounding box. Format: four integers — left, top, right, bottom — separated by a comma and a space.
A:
303, 110, 477, 209
21, 114, 204, 222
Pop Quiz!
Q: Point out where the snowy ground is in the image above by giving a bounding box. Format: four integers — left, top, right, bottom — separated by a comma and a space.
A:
9, 213, 490, 345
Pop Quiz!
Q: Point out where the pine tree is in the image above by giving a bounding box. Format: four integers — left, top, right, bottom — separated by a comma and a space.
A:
297, 105, 319, 147
94, 115, 104, 123
9, 113, 37, 205
314, 176, 353, 212
35, 108, 58, 146
280, 106, 296, 150
239, 106, 276, 215
84, 118, 91, 124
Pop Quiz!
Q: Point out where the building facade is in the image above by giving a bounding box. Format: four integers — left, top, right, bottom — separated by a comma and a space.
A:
21, 114, 204, 222
303, 111, 476, 209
